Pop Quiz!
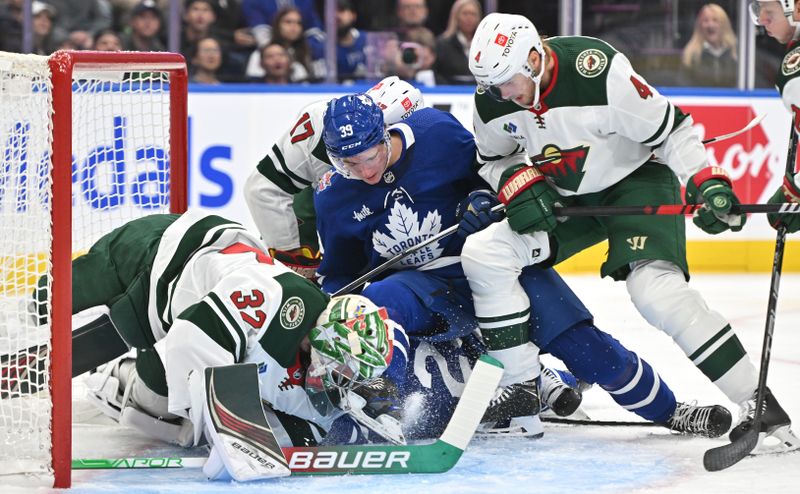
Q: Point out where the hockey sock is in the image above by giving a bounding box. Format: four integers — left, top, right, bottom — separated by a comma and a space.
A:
546, 322, 676, 422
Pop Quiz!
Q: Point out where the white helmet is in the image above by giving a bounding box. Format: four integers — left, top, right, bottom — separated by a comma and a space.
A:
366, 76, 424, 124
748, 0, 799, 27
468, 13, 546, 107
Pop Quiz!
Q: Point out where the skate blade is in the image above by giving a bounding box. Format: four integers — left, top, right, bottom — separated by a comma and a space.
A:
751, 426, 800, 455
476, 415, 544, 438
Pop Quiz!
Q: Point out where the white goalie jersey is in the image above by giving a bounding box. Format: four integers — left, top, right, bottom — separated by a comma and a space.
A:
147, 211, 333, 433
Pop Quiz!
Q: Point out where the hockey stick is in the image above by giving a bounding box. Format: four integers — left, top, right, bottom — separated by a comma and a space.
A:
71, 354, 503, 474
541, 417, 659, 427
553, 202, 800, 217
702, 126, 798, 472
332, 200, 798, 296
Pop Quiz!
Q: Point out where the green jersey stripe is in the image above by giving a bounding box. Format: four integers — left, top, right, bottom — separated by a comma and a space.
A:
273, 144, 312, 186
256, 155, 303, 195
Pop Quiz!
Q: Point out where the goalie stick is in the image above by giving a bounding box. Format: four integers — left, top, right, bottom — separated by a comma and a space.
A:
702, 126, 798, 472
72, 354, 504, 475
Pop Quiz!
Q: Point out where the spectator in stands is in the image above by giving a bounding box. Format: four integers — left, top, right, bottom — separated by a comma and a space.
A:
190, 36, 224, 84
47, 0, 113, 50
680, 3, 738, 87
241, 0, 322, 48
259, 41, 291, 84
335, 0, 367, 82
32, 1, 65, 55
268, 6, 325, 81
394, 26, 439, 86
0, 0, 24, 53
434, 0, 480, 85
182, 0, 218, 52
121, 0, 165, 51
395, 0, 428, 39
93, 28, 123, 51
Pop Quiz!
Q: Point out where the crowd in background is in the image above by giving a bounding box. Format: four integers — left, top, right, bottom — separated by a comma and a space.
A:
0, 0, 785, 88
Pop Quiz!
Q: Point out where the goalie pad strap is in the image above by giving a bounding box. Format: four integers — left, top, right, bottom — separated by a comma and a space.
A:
498, 167, 545, 205
691, 166, 732, 189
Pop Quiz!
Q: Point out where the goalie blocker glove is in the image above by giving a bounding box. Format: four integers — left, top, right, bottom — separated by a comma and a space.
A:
269, 246, 321, 280
497, 165, 560, 234
767, 171, 800, 233
685, 166, 747, 234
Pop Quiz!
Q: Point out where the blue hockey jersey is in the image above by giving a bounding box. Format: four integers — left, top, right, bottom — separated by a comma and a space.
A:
315, 107, 483, 294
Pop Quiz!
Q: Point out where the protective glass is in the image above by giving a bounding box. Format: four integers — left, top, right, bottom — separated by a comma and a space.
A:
748, 1, 785, 25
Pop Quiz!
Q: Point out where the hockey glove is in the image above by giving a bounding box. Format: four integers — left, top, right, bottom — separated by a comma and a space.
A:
352, 376, 403, 421
269, 246, 321, 280
767, 172, 800, 233
455, 189, 505, 237
685, 167, 746, 234
498, 165, 559, 234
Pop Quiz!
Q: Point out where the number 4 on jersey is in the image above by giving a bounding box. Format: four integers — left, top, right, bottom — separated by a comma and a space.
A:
629, 75, 653, 100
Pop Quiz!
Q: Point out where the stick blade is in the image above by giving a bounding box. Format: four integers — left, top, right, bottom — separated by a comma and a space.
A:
703, 428, 759, 472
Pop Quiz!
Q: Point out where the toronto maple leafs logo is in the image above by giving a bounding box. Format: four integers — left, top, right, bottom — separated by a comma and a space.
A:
372, 202, 443, 267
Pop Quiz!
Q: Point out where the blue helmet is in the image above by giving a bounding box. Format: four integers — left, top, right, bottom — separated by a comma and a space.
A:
322, 94, 388, 178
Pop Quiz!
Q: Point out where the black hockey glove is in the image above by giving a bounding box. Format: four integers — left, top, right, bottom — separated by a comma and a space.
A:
352, 377, 402, 421
498, 165, 559, 234
767, 171, 800, 233
455, 189, 505, 237
685, 166, 746, 234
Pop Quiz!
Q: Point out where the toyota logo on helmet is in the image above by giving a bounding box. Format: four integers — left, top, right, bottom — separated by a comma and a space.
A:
468, 13, 547, 107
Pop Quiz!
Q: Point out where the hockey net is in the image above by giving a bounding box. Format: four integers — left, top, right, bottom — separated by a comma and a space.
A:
0, 51, 187, 487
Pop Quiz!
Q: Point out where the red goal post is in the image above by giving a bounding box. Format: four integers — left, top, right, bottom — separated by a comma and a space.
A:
0, 50, 188, 488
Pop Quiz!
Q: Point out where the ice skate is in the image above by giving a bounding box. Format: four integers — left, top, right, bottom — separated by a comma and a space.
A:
730, 387, 800, 455
477, 379, 543, 438
539, 366, 583, 417
664, 401, 732, 438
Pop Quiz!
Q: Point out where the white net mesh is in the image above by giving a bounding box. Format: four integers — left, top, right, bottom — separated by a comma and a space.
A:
0, 51, 178, 481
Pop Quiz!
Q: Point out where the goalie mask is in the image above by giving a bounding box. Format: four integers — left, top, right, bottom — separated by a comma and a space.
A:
748, 0, 799, 26
469, 13, 546, 108
305, 295, 394, 416
322, 94, 392, 180
366, 76, 424, 124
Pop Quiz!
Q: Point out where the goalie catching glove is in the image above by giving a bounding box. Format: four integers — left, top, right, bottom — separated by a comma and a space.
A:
767, 171, 800, 233
498, 165, 560, 234
269, 246, 321, 280
685, 166, 746, 234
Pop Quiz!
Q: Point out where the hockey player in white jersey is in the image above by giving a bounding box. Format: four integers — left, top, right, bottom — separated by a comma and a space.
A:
244, 76, 423, 278
463, 12, 794, 451
35, 210, 408, 481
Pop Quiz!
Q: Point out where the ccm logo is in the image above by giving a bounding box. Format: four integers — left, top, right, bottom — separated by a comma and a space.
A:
288, 451, 410, 469
494, 33, 508, 46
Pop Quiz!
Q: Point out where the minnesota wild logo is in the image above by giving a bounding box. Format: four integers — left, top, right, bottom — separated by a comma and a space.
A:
532, 144, 590, 192
372, 202, 443, 267
576, 49, 607, 78
782, 46, 800, 76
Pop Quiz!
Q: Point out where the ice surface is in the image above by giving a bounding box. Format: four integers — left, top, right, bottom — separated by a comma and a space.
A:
7, 274, 800, 493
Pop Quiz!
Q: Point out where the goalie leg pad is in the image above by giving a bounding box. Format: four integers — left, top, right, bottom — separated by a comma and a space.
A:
626, 260, 757, 404
202, 364, 290, 482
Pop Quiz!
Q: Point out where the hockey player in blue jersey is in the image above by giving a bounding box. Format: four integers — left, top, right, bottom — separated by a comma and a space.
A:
314, 93, 733, 438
